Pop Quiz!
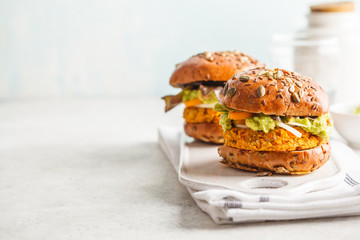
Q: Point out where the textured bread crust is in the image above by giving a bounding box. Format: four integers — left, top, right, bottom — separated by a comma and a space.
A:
218, 142, 331, 175
221, 67, 329, 116
311, 1, 354, 12
170, 51, 262, 87
184, 122, 224, 144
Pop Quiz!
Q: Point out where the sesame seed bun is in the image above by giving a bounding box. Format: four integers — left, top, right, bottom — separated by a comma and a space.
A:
221, 67, 329, 116
218, 142, 331, 175
170, 51, 262, 88
184, 122, 224, 144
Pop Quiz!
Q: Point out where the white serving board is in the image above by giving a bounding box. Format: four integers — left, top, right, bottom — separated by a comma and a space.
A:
179, 133, 345, 195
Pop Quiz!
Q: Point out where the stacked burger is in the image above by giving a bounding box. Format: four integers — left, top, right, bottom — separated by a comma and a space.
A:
163, 51, 262, 143
214, 67, 333, 175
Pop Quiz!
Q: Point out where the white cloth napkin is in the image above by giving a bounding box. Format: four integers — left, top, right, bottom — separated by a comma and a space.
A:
158, 126, 360, 224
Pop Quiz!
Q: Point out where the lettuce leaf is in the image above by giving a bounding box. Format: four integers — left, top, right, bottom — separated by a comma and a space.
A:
219, 112, 232, 132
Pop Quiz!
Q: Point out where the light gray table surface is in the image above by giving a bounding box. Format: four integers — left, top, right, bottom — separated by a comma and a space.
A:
1, 97, 360, 240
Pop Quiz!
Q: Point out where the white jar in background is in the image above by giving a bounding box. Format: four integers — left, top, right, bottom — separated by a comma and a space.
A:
270, 2, 360, 104
270, 34, 340, 104
298, 7, 360, 103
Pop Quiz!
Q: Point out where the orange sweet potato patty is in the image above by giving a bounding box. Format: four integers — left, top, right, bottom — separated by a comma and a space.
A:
224, 127, 325, 152
183, 106, 221, 124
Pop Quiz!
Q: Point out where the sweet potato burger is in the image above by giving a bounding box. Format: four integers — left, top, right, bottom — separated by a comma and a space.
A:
214, 67, 332, 174
162, 51, 262, 143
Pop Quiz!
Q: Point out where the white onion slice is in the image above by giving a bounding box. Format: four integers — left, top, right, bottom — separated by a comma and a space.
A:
276, 122, 302, 138
214, 89, 222, 100
194, 103, 216, 108
233, 124, 249, 129
286, 122, 307, 128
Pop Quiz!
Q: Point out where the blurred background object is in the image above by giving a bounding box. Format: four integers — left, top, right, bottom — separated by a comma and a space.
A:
0, 0, 359, 101
270, 34, 340, 103
271, 1, 360, 104
331, 102, 360, 149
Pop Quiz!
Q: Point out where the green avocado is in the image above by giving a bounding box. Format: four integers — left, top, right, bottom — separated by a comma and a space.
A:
181, 89, 218, 104
245, 114, 276, 133
214, 103, 332, 139
201, 91, 218, 104
286, 114, 332, 139
182, 89, 200, 102
219, 113, 232, 132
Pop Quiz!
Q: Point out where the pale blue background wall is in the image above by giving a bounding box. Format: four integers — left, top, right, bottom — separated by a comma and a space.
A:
0, 0, 356, 99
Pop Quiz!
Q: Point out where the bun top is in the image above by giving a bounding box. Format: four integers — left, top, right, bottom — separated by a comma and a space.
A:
169, 51, 261, 88
220, 67, 329, 116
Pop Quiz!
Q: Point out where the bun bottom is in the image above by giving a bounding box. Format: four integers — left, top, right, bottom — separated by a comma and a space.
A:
184, 122, 224, 144
218, 142, 331, 175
